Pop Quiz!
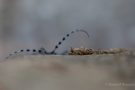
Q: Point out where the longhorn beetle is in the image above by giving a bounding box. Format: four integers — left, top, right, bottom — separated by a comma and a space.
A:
6, 29, 89, 59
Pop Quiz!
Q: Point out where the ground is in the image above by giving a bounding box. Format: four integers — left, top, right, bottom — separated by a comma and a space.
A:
0, 48, 135, 90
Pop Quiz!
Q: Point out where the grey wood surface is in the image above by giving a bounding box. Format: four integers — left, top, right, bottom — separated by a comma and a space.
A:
0, 55, 135, 90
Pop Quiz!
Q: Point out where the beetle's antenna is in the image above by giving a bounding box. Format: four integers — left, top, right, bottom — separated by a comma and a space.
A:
5, 49, 39, 59
51, 29, 89, 54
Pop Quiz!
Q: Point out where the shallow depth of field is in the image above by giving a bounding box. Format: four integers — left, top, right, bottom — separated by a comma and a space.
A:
0, 0, 135, 90
1, 0, 135, 59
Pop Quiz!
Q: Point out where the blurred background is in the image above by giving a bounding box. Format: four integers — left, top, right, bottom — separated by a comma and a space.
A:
0, 0, 135, 59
